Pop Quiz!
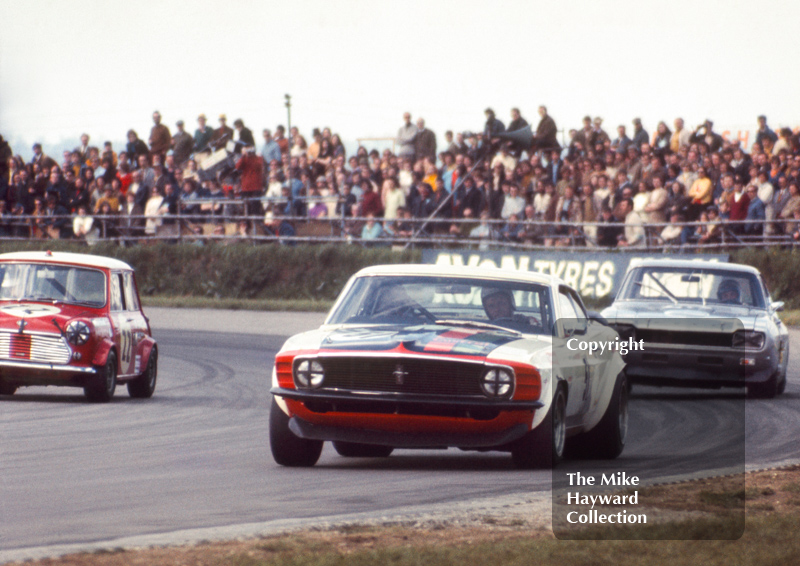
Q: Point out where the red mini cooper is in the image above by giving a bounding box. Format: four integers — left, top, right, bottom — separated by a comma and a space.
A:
0, 251, 157, 402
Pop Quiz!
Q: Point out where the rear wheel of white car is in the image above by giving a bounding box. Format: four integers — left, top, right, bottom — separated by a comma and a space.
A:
0, 380, 17, 396
85, 352, 117, 403
748, 372, 781, 399
578, 372, 628, 459
269, 398, 323, 467
333, 441, 394, 458
128, 348, 158, 399
511, 385, 566, 469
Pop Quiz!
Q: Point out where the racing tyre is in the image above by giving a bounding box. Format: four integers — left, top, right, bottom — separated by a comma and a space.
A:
0, 381, 17, 396
748, 372, 779, 399
269, 398, 323, 467
777, 371, 787, 395
128, 348, 158, 399
333, 441, 394, 458
85, 352, 117, 403
511, 385, 566, 469
576, 372, 628, 459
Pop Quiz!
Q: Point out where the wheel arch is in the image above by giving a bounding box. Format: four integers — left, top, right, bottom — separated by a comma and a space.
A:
91, 338, 118, 367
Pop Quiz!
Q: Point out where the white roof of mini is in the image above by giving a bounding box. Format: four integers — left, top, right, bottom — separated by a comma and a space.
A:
626, 258, 759, 275
0, 251, 133, 271
353, 263, 565, 286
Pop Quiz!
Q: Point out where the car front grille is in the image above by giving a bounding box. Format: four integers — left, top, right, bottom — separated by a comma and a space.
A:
634, 329, 733, 348
316, 356, 485, 397
0, 331, 71, 364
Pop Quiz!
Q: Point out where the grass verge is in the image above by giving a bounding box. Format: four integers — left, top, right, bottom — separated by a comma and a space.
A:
141, 296, 334, 312
8, 467, 800, 566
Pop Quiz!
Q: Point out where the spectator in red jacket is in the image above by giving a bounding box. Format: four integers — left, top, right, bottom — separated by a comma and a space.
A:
236, 148, 265, 217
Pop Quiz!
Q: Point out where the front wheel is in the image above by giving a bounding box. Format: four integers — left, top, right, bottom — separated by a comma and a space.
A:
128, 348, 158, 398
85, 351, 117, 403
269, 398, 323, 467
748, 372, 780, 399
575, 372, 628, 459
333, 441, 393, 458
511, 385, 566, 469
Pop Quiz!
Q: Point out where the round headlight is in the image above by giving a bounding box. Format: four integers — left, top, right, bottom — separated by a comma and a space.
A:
65, 320, 91, 345
295, 359, 325, 389
481, 368, 513, 398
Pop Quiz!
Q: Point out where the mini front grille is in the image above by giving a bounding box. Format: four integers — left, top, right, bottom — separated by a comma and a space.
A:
0, 331, 71, 364
314, 356, 485, 397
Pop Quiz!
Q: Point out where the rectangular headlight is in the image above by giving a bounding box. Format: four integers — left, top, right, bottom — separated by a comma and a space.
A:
732, 331, 765, 350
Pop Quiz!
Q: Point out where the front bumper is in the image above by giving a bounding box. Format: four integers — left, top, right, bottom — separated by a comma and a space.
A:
288, 415, 530, 448
272, 387, 543, 448
623, 344, 775, 386
0, 360, 98, 388
272, 387, 542, 415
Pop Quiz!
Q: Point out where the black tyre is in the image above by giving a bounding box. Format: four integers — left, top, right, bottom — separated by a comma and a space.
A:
777, 371, 787, 395
0, 381, 17, 396
511, 385, 566, 469
333, 441, 393, 458
748, 372, 779, 399
85, 351, 117, 403
576, 372, 628, 459
269, 398, 323, 467
128, 348, 158, 399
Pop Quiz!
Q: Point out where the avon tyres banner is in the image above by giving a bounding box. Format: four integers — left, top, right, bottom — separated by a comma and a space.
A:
422, 250, 729, 299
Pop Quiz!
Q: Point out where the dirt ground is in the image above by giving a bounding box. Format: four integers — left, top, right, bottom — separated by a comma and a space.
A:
6, 465, 799, 566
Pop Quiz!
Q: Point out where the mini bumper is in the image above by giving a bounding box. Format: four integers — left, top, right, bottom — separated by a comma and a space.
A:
0, 360, 98, 388
0, 360, 97, 374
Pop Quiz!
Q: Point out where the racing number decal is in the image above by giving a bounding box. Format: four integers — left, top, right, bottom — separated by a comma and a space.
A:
111, 272, 136, 376
120, 329, 133, 364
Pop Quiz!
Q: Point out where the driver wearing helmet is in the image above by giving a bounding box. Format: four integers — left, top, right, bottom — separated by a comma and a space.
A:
717, 279, 742, 305
481, 287, 516, 320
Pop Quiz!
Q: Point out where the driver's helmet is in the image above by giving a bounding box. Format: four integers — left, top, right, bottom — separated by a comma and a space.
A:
717, 279, 741, 304
480, 287, 515, 311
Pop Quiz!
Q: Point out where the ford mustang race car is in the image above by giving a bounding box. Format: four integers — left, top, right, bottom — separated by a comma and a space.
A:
0, 251, 157, 402
270, 264, 627, 468
601, 259, 789, 398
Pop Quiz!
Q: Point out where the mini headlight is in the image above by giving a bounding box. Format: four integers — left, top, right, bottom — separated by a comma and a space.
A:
294, 359, 325, 389
65, 320, 91, 345
481, 368, 513, 398
732, 330, 765, 350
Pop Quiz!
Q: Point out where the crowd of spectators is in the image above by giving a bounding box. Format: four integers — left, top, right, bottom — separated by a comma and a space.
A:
2, 107, 800, 248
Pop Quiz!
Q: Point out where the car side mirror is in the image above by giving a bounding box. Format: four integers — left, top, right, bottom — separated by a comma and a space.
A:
562, 322, 588, 338
588, 311, 608, 326
771, 301, 785, 312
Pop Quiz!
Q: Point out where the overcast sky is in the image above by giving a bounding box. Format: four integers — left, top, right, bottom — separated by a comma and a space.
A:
2, 0, 798, 158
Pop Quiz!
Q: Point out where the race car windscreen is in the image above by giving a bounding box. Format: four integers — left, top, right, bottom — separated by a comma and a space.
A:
327, 275, 554, 334
618, 267, 766, 308
0, 263, 107, 308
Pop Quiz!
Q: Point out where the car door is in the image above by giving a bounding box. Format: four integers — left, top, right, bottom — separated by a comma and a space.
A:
554, 287, 589, 425
122, 270, 148, 375
567, 289, 613, 418
109, 271, 135, 377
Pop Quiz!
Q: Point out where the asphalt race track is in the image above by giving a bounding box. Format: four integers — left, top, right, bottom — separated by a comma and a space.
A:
1, 309, 799, 555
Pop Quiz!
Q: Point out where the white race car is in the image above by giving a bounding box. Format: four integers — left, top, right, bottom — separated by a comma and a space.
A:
270, 264, 627, 468
602, 259, 790, 398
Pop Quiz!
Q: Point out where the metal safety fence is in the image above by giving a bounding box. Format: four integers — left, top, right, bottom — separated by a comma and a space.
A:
2, 197, 797, 252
